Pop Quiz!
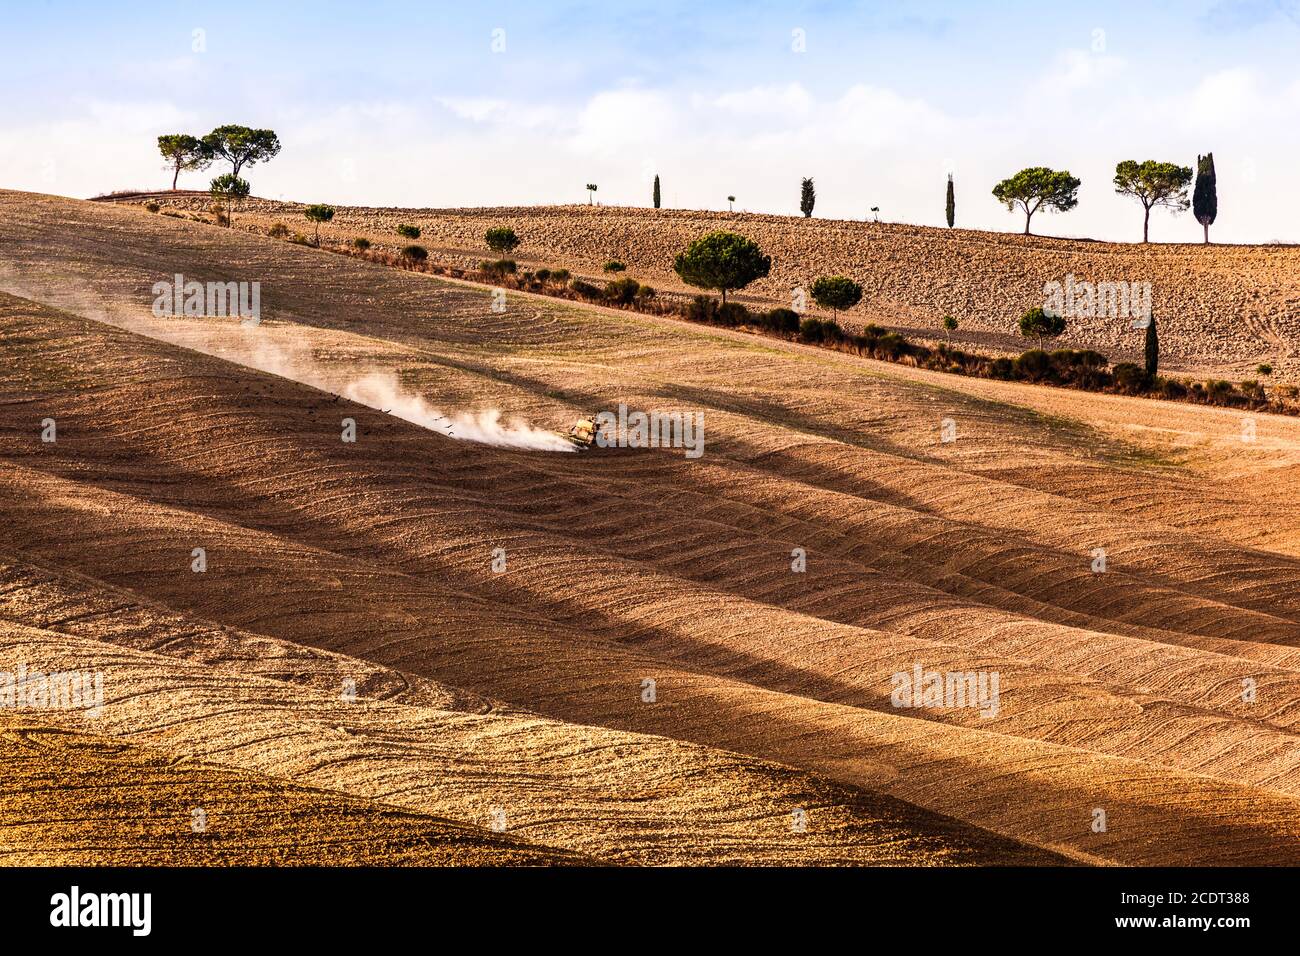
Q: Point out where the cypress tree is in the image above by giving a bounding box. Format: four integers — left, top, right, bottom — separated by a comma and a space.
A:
1144, 313, 1159, 379
1193, 153, 1217, 244
653, 174, 661, 209
945, 174, 955, 228
800, 177, 815, 217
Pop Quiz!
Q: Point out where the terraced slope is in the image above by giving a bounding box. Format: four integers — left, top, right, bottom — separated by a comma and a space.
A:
4, 188, 1300, 865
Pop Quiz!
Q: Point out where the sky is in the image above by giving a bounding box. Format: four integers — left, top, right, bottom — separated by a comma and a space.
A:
2, 0, 1300, 242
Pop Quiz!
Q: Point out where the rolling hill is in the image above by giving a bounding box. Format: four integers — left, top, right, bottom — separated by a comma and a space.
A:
4, 187, 1300, 865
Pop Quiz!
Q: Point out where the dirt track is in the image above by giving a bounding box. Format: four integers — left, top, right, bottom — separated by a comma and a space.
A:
4, 189, 1300, 865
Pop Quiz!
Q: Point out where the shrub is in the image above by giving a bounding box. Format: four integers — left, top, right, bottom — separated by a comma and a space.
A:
1113, 363, 1150, 392
1014, 349, 1053, 382
603, 260, 627, 273
764, 308, 801, 335
989, 357, 1015, 380
401, 244, 428, 261
686, 295, 719, 324
569, 279, 604, 300
534, 268, 552, 284
1258, 363, 1274, 376
397, 224, 421, 239
1156, 377, 1188, 400
635, 284, 655, 301
551, 269, 571, 283
716, 302, 751, 327
875, 332, 907, 360
144, 201, 161, 213
480, 258, 516, 276
605, 276, 641, 305
289, 232, 312, 245
799, 317, 826, 341
352, 237, 371, 250
485, 226, 519, 254
268, 221, 290, 238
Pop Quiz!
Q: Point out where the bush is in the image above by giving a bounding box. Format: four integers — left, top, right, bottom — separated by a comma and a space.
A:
1258, 363, 1274, 376
1014, 349, 1053, 382
1156, 377, 1188, 400
480, 258, 516, 276
484, 226, 519, 254
1113, 363, 1150, 392
401, 244, 428, 262
875, 332, 907, 360
686, 295, 719, 324
144, 201, 161, 213
799, 317, 826, 342
569, 279, 604, 300
268, 221, 290, 238
289, 232, 312, 245
397, 224, 421, 239
603, 260, 627, 273
763, 308, 801, 335
605, 276, 641, 305
551, 268, 571, 284
534, 268, 552, 284
352, 237, 371, 250
713, 302, 748, 326
635, 284, 655, 301
989, 357, 1015, 380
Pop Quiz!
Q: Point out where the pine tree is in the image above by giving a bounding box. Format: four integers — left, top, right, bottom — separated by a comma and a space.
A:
1193, 153, 1217, 244
653, 174, 661, 209
945, 174, 955, 228
800, 177, 815, 218
1144, 313, 1159, 379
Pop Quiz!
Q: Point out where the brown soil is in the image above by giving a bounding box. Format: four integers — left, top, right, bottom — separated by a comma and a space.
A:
5, 188, 1300, 865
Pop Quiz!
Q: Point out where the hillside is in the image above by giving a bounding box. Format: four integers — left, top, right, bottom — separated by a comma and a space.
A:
5, 188, 1300, 865
113, 191, 1300, 382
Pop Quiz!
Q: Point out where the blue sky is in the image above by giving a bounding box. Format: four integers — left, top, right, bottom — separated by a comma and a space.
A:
3, 0, 1300, 241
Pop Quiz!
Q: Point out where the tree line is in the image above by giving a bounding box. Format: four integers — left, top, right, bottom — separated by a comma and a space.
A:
157, 125, 281, 225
